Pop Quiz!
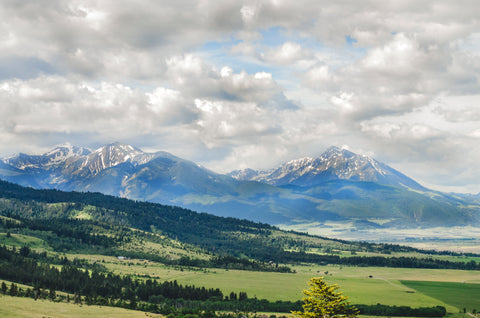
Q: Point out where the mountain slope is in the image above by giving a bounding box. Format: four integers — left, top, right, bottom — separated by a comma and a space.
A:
229, 146, 425, 190
0, 143, 293, 223
3, 144, 91, 172
1, 144, 479, 228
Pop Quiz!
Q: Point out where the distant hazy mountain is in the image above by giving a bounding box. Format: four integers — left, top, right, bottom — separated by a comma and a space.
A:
1, 143, 479, 228
229, 146, 425, 190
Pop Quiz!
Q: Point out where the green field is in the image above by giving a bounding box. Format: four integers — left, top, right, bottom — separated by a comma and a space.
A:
0, 294, 162, 318
88, 257, 480, 313
2, 231, 478, 315
66, 251, 480, 313
0, 232, 51, 251
401, 280, 480, 312
159, 266, 458, 311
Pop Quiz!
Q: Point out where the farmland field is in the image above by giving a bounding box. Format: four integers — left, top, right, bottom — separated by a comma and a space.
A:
8, 237, 480, 315
73, 254, 480, 313
400, 280, 480, 312
161, 265, 458, 311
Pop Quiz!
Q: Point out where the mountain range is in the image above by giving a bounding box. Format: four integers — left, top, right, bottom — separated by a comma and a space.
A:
228, 146, 425, 190
1, 142, 479, 229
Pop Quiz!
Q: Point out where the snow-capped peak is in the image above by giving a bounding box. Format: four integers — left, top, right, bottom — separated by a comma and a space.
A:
44, 143, 91, 161
93, 142, 143, 156
228, 168, 260, 181
85, 143, 146, 173
3, 144, 92, 171
285, 157, 314, 167
229, 146, 424, 190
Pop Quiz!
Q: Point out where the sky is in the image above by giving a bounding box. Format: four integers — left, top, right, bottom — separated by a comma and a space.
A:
1, 1, 480, 193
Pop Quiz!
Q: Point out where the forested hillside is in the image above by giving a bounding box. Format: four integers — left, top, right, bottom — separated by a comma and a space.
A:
0, 179, 479, 270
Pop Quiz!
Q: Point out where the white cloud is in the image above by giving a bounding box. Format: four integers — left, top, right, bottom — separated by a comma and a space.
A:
302, 30, 480, 124
303, 64, 331, 84
262, 41, 314, 65
360, 121, 442, 141
2, 0, 480, 192
230, 42, 259, 57
193, 98, 280, 148
0, 76, 198, 148
165, 54, 296, 109
240, 4, 260, 26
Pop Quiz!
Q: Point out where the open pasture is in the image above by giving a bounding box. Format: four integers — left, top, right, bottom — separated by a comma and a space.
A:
160, 265, 458, 312
400, 280, 480, 312
0, 294, 162, 318
89, 257, 480, 312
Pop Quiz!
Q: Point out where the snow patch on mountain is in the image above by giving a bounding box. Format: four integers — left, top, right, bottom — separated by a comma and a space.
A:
229, 146, 425, 190
3, 144, 91, 171
1, 142, 163, 178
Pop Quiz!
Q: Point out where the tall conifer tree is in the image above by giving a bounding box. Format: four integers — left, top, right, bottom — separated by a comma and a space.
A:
293, 277, 358, 318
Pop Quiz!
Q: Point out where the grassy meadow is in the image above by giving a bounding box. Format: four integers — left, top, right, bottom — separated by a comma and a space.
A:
0, 294, 162, 318
64, 252, 480, 313
0, 232, 51, 251
400, 281, 480, 312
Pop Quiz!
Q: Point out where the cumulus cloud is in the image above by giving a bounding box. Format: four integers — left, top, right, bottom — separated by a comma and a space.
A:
165, 54, 296, 109
0, 0, 244, 81
0, 58, 297, 164
193, 98, 281, 148
2, 0, 480, 192
302, 31, 480, 124
262, 42, 315, 65
0, 76, 198, 150
360, 121, 442, 141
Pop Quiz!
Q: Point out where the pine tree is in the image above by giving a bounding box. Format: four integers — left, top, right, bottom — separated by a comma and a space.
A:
292, 277, 358, 318
8, 283, 18, 296
49, 288, 56, 301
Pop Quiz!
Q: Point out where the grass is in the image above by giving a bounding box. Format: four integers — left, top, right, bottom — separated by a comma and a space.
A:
163, 266, 456, 311
0, 294, 162, 318
0, 294, 442, 318
0, 232, 52, 251
1, 222, 479, 315
97, 260, 463, 311
0, 248, 474, 315
120, 238, 210, 261
69, 252, 479, 313
400, 280, 480, 312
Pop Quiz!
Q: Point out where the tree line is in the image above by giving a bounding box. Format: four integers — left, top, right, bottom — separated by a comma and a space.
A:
356, 304, 447, 317
0, 244, 223, 303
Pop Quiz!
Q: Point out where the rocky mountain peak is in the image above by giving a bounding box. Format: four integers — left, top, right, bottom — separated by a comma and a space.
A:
79, 143, 145, 175
44, 144, 91, 160
3, 144, 91, 171
229, 146, 424, 190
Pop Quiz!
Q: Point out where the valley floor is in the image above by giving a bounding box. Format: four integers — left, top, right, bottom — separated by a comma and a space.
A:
0, 294, 475, 318
283, 223, 480, 254
0, 294, 162, 318
65, 253, 480, 313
